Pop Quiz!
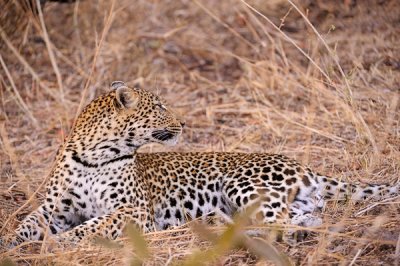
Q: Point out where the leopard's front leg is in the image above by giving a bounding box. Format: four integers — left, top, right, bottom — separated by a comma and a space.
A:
7, 204, 76, 247
59, 204, 154, 243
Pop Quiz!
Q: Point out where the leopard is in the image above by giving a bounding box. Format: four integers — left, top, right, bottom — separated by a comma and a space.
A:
6, 81, 399, 246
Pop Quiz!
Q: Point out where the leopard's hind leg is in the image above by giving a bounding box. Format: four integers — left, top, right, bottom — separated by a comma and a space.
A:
222, 174, 291, 241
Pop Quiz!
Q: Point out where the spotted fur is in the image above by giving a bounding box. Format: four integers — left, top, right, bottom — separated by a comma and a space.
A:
9, 81, 399, 245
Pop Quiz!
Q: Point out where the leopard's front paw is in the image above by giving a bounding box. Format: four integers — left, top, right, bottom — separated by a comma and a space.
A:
0, 235, 25, 250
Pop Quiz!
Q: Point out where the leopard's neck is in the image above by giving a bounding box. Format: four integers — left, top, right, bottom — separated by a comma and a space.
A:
49, 147, 139, 181
68, 150, 137, 169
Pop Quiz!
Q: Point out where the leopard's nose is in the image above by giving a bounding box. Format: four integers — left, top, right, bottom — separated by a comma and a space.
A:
180, 121, 186, 128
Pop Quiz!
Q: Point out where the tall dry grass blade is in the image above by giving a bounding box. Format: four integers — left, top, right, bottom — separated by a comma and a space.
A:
0, 54, 38, 126
286, 0, 379, 154
0, 26, 57, 100
193, 0, 259, 52
73, 0, 116, 121
286, 0, 351, 98
72, 0, 85, 71
36, 0, 64, 100
240, 0, 332, 83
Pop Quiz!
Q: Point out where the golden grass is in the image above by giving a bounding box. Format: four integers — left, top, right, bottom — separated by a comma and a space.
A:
1, 0, 400, 264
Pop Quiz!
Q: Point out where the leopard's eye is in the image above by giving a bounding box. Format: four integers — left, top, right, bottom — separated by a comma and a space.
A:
155, 103, 166, 112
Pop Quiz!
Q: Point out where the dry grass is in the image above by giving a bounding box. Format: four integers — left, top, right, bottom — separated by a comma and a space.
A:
1, 0, 400, 265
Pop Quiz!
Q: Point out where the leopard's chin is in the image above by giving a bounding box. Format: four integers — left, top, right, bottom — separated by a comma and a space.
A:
163, 135, 180, 146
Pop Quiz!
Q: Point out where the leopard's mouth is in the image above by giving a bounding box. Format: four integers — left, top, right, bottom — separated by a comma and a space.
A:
151, 130, 178, 142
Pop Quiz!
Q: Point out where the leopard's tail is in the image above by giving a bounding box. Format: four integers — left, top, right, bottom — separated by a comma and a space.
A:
314, 174, 399, 201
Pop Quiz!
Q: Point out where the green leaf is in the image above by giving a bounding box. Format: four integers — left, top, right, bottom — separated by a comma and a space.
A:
125, 223, 150, 266
182, 203, 293, 266
0, 258, 16, 266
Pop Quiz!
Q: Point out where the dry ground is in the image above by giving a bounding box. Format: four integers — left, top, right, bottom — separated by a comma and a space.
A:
0, 0, 399, 265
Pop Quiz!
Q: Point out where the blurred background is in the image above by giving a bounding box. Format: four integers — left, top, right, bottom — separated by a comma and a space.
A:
0, 0, 399, 265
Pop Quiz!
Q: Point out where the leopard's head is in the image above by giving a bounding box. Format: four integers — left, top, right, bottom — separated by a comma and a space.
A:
68, 81, 184, 163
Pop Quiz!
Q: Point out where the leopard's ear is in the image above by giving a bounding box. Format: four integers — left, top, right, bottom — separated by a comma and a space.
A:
113, 82, 139, 109
111, 80, 126, 90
